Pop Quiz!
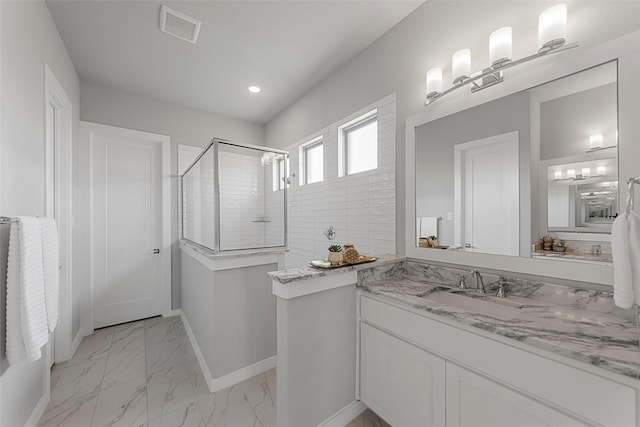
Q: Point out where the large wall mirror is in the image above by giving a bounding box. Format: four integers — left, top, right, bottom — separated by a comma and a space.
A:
415, 61, 617, 262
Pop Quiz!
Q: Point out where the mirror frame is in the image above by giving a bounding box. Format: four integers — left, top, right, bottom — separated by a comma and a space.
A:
405, 30, 640, 287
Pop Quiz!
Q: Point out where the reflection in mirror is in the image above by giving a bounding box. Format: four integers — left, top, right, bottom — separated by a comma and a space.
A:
415, 60, 617, 262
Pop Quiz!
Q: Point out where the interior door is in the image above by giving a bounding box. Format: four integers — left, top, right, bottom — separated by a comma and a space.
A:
454, 132, 519, 256
90, 127, 163, 328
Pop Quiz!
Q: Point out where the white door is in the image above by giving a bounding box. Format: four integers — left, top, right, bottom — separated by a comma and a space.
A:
454, 132, 519, 256
90, 127, 164, 328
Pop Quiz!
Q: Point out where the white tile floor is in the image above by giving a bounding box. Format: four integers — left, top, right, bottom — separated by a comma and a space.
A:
39, 316, 388, 427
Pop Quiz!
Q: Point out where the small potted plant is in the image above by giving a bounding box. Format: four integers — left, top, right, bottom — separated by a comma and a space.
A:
427, 235, 438, 248
327, 244, 343, 265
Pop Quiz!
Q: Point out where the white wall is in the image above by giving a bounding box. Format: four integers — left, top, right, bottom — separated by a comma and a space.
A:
0, 1, 80, 426
264, 1, 640, 257
283, 95, 396, 268
79, 80, 264, 309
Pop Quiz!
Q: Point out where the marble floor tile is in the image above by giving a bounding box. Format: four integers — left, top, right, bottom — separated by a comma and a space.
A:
146, 339, 185, 374
50, 363, 65, 390
54, 356, 107, 394
92, 376, 147, 427
111, 321, 145, 354
362, 409, 391, 427
37, 394, 98, 427
147, 364, 197, 420
145, 317, 184, 345
344, 414, 365, 427
238, 370, 276, 427
197, 385, 262, 427
103, 346, 146, 389
148, 401, 205, 427
185, 359, 209, 397
68, 327, 114, 365
179, 334, 198, 362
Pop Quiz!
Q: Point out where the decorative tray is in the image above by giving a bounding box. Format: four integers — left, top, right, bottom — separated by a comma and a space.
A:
308, 255, 378, 269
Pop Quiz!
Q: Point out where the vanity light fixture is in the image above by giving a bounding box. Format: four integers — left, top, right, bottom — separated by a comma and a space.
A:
586, 132, 616, 153
425, 3, 577, 106
597, 165, 607, 175
554, 170, 563, 180
567, 169, 576, 179
581, 167, 591, 178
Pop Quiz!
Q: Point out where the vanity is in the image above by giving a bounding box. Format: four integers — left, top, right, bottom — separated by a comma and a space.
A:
270, 258, 639, 427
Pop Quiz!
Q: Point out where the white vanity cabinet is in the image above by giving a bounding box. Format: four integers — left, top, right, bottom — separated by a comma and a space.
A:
445, 363, 588, 427
358, 293, 638, 427
360, 322, 446, 427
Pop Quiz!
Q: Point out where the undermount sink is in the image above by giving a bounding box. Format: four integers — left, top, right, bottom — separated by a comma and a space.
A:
421, 290, 523, 320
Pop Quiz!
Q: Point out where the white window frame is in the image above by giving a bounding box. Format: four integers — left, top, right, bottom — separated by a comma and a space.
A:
299, 136, 324, 186
338, 108, 378, 177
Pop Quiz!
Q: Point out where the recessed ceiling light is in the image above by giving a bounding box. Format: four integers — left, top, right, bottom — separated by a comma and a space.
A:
248, 85, 261, 93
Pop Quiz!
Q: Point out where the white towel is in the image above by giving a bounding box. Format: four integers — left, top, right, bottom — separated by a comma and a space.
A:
612, 213, 633, 308
628, 212, 640, 306
41, 217, 59, 332
6, 217, 49, 364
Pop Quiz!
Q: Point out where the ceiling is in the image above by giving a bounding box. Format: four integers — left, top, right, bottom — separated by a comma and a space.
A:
46, 0, 423, 124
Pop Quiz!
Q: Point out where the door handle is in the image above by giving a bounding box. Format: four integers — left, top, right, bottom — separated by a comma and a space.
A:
152, 249, 160, 254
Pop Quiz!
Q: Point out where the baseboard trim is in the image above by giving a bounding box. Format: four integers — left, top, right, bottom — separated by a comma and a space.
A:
24, 389, 50, 427
177, 309, 215, 389
209, 355, 277, 393
178, 309, 276, 393
317, 400, 367, 427
69, 329, 85, 359
164, 309, 182, 318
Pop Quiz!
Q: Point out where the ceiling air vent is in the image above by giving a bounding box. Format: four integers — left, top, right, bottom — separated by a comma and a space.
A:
159, 5, 201, 44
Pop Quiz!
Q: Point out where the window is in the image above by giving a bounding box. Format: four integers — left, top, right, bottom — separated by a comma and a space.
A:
272, 155, 290, 191
299, 136, 323, 185
339, 109, 378, 176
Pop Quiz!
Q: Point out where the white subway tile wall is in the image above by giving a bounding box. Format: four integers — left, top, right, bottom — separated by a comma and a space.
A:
284, 94, 396, 269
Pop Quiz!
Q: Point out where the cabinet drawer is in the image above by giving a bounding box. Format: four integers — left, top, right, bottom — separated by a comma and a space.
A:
360, 295, 636, 427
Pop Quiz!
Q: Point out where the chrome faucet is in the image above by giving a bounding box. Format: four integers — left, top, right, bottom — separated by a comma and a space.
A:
456, 274, 467, 290
469, 269, 486, 294
496, 277, 508, 298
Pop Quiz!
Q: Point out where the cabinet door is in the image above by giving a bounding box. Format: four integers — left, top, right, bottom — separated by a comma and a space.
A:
446, 363, 589, 427
360, 323, 446, 427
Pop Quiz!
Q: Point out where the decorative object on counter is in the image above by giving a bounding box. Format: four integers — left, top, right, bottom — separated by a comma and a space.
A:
418, 238, 430, 248
542, 235, 553, 251
343, 243, 360, 264
427, 235, 439, 247
552, 237, 566, 252
309, 255, 378, 269
327, 244, 343, 265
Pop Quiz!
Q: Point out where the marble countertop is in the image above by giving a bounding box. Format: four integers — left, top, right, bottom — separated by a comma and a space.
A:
532, 249, 612, 264
267, 254, 405, 284
360, 277, 640, 379
180, 239, 287, 259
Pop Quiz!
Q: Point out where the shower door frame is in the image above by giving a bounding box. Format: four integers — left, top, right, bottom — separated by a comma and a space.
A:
182, 138, 289, 253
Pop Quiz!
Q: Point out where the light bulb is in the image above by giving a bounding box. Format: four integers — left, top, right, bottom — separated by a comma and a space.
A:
452, 49, 471, 84
426, 68, 443, 98
538, 4, 567, 51
567, 169, 576, 178
582, 167, 590, 177
597, 166, 606, 175
589, 133, 603, 149
489, 27, 512, 67
554, 170, 562, 179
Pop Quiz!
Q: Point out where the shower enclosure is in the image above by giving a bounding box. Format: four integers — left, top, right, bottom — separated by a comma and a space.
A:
181, 138, 288, 252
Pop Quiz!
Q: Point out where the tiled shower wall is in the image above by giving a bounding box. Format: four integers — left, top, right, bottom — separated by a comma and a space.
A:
284, 94, 396, 269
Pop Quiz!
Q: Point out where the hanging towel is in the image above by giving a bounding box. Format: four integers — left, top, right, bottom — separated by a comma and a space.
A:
6, 217, 49, 364
628, 211, 640, 306
41, 217, 59, 332
612, 213, 633, 308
